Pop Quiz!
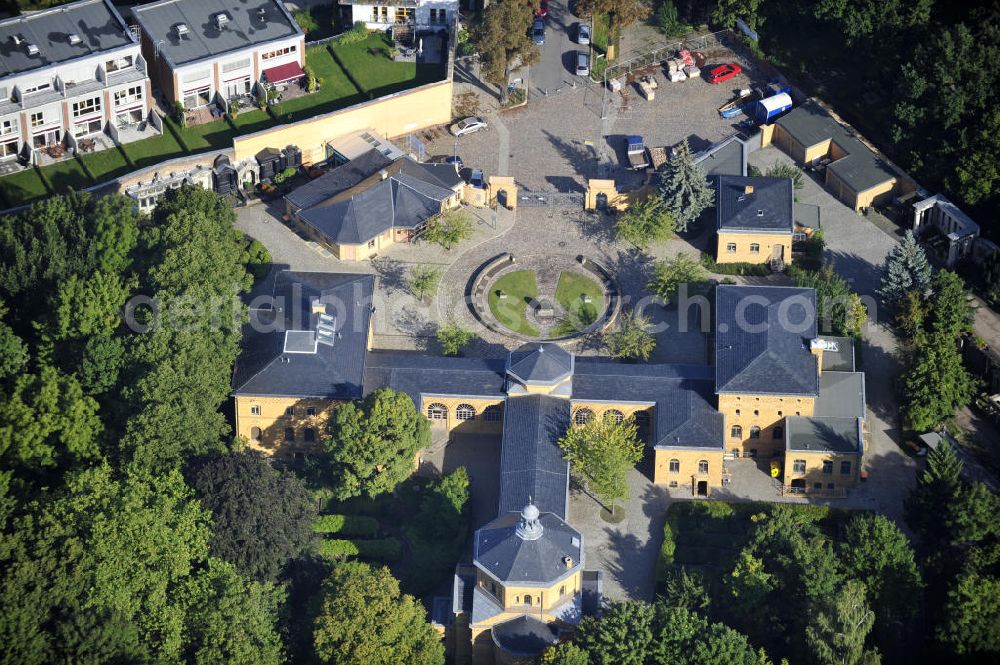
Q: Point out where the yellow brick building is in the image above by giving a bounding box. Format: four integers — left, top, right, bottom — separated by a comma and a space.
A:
714, 176, 794, 266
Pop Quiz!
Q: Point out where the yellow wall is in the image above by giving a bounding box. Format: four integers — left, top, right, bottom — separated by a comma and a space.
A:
233, 79, 454, 164
569, 402, 653, 442
826, 169, 896, 211
716, 231, 793, 264
585, 179, 629, 211
718, 394, 816, 457
475, 569, 580, 616
422, 396, 505, 434
234, 395, 340, 459
522, 378, 572, 396
653, 448, 724, 491
783, 450, 860, 493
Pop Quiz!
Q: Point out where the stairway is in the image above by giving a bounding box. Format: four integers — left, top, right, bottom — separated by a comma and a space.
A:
392, 23, 414, 49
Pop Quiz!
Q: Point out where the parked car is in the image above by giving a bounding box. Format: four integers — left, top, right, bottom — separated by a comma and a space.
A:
449, 116, 488, 136
470, 169, 485, 189
577, 23, 591, 45
445, 155, 463, 170
532, 19, 545, 45
707, 63, 742, 84
575, 51, 590, 77
535, 0, 548, 18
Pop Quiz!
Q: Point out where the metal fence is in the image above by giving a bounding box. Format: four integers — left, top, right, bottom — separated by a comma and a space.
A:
603, 29, 735, 83
517, 191, 585, 208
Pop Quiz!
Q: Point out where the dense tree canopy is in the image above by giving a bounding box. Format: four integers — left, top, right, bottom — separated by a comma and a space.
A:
312, 561, 444, 665
324, 387, 431, 499
188, 451, 316, 581
559, 413, 643, 511
473, 0, 540, 87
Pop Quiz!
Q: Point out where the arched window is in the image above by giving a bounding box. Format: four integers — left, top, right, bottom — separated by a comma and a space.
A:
559, 585, 566, 597
250, 426, 262, 441
730, 425, 742, 439
456, 404, 477, 421
604, 409, 625, 424
574, 408, 594, 425
483, 405, 503, 422
284, 427, 295, 441
698, 460, 709, 474
749, 426, 761, 439
524, 595, 532, 607
426, 403, 448, 420
514, 595, 520, 604
303, 427, 316, 442
669, 459, 680, 473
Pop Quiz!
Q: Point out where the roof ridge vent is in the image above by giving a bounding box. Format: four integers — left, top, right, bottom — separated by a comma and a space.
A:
257, 7, 267, 22
175, 23, 189, 37
68, 33, 82, 46
26, 43, 39, 56
215, 13, 229, 29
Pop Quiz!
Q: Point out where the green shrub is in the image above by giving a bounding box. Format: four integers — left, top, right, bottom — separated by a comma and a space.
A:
355, 538, 402, 561
293, 8, 319, 35
699, 252, 773, 276
337, 21, 369, 45
317, 537, 401, 562
656, 506, 680, 585
312, 514, 379, 537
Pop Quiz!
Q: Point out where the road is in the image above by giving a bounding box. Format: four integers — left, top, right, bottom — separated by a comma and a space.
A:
529, 0, 589, 98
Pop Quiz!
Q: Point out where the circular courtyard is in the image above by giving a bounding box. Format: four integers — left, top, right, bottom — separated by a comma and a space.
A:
470, 254, 620, 341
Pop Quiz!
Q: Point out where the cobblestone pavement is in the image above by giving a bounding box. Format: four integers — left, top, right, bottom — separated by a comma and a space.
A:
422, 41, 766, 194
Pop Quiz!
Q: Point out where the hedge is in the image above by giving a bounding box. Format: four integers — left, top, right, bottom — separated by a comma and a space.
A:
317, 537, 402, 562
312, 514, 379, 537
700, 252, 773, 276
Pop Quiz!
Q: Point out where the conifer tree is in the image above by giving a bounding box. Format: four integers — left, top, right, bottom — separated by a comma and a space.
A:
878, 230, 931, 308
657, 140, 715, 233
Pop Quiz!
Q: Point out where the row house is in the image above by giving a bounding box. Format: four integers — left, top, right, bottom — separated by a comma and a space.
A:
342, 0, 457, 33
131, 0, 304, 111
0, 0, 152, 164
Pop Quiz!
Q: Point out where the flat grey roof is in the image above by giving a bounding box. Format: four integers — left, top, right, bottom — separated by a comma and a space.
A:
786, 416, 861, 454
818, 337, 854, 372
776, 100, 895, 194
0, 0, 134, 78
814, 371, 865, 419
794, 202, 821, 230
695, 134, 748, 177
131, 0, 301, 67
716, 176, 793, 233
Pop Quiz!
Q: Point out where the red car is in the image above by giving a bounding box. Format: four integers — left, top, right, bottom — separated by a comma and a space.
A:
708, 63, 742, 84
535, 0, 548, 18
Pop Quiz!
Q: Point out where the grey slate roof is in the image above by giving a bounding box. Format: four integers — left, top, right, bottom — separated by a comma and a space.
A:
775, 100, 895, 194
231, 271, 374, 399
285, 149, 393, 211
715, 285, 819, 396
716, 176, 793, 233
492, 615, 561, 657
507, 343, 574, 385
498, 395, 570, 519
0, 0, 134, 78
814, 371, 865, 419
475, 510, 582, 585
131, 0, 301, 67
786, 416, 861, 454
363, 352, 507, 404
294, 156, 458, 246
694, 134, 748, 177
572, 359, 724, 449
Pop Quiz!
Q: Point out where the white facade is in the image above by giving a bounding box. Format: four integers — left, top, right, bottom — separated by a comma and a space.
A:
348, 1, 457, 31
173, 34, 304, 109
912, 193, 980, 268
0, 3, 150, 162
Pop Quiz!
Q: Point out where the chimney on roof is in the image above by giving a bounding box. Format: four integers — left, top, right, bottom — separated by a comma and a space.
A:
563, 556, 573, 569
26, 43, 39, 56
257, 8, 267, 22
68, 33, 82, 46
214, 13, 229, 30
744, 184, 754, 196
379, 169, 388, 180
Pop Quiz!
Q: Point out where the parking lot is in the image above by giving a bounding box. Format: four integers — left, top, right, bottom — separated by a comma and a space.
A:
425, 41, 766, 193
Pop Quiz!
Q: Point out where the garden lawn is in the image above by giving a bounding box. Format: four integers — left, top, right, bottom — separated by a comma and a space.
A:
555, 271, 602, 327
272, 45, 361, 123
230, 109, 277, 134
489, 270, 540, 337
332, 33, 445, 96
41, 158, 92, 194
122, 131, 185, 170
0, 168, 48, 208
79, 146, 131, 182
173, 118, 237, 152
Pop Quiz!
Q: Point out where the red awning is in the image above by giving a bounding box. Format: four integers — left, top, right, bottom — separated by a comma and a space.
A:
262, 61, 305, 85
